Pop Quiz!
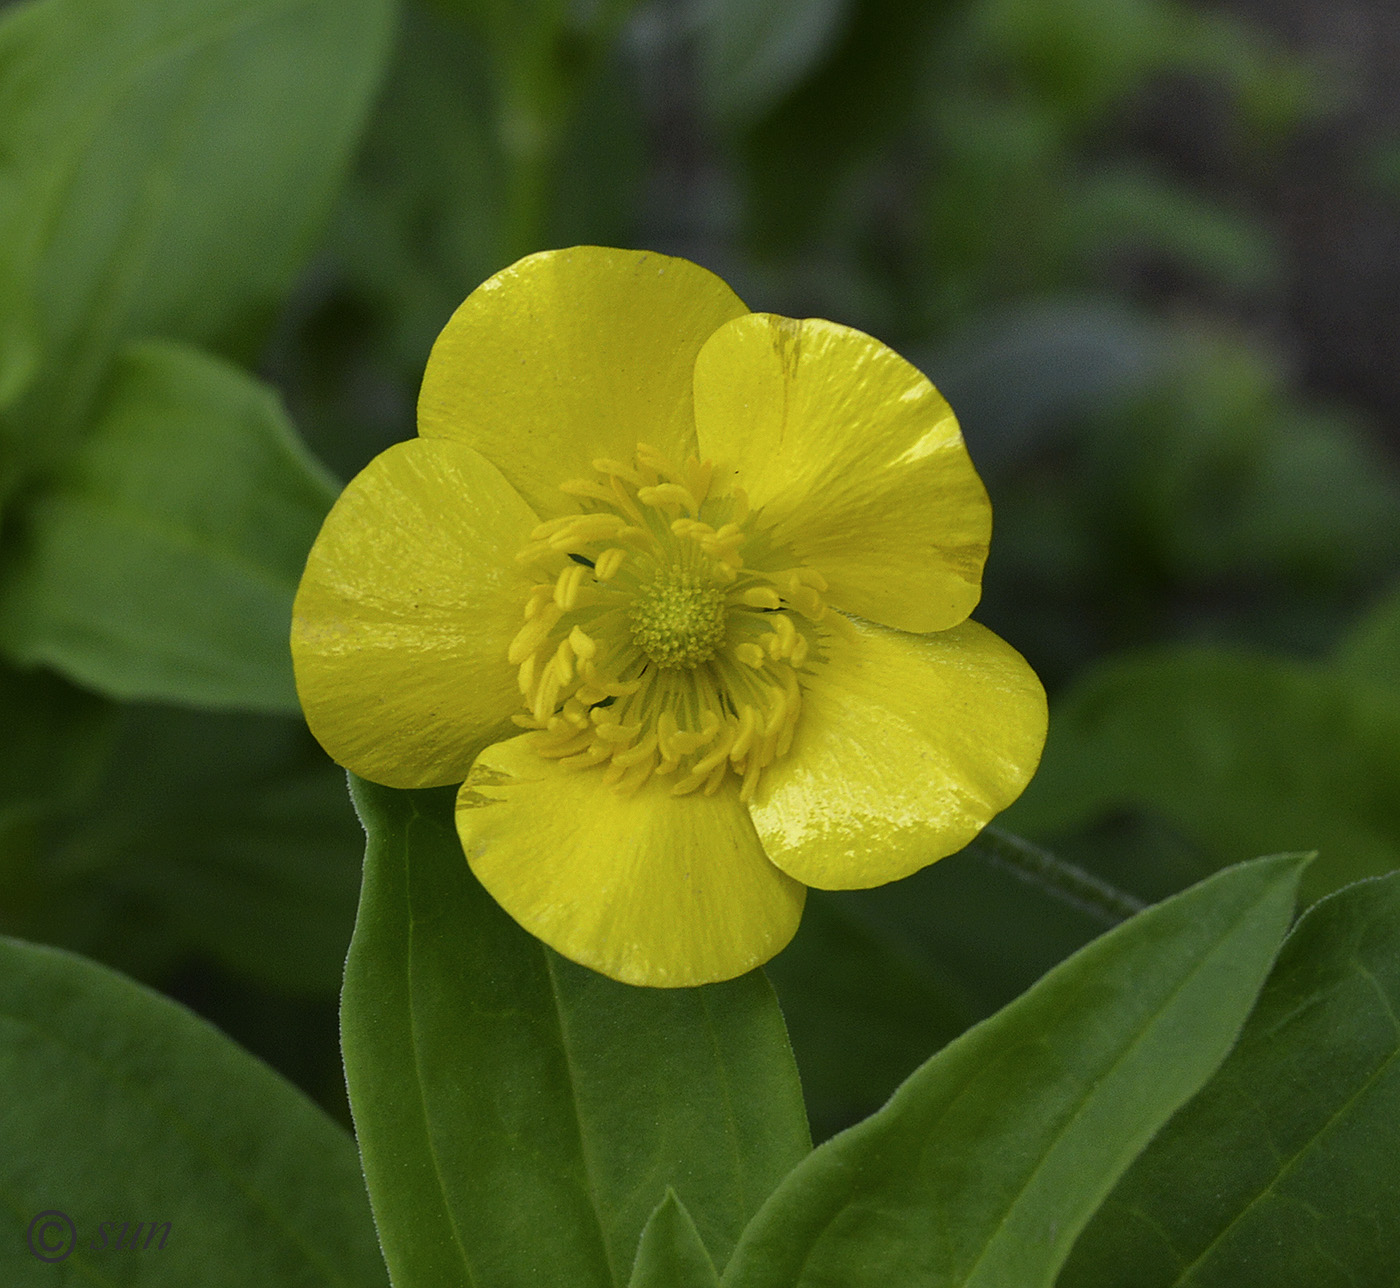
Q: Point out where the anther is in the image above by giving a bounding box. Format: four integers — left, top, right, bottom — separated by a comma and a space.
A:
595, 548, 626, 580
637, 482, 699, 515
734, 642, 766, 668
554, 562, 587, 609
506, 442, 829, 796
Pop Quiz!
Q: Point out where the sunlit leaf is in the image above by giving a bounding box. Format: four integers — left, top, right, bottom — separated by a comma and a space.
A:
721, 854, 1305, 1288
0, 0, 392, 465
341, 778, 811, 1287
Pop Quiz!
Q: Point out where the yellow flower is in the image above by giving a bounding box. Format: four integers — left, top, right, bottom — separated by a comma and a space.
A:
292, 246, 1047, 988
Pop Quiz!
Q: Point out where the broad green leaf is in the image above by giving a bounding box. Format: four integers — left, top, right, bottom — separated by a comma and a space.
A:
1060, 870, 1400, 1286
0, 935, 387, 1287
341, 778, 811, 1287
2, 705, 362, 996
629, 1192, 721, 1288
697, 0, 852, 129
720, 854, 1307, 1288
0, 0, 393, 462
1003, 648, 1400, 902
0, 340, 338, 712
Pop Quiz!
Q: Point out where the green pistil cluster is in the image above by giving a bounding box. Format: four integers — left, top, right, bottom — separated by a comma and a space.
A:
628, 570, 727, 669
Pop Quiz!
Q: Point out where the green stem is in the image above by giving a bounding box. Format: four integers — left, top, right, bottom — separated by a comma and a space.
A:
970, 826, 1149, 927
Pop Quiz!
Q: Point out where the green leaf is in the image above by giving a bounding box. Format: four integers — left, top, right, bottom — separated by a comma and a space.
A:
768, 829, 1153, 1142
341, 778, 811, 1287
2, 705, 363, 996
720, 854, 1307, 1288
1060, 870, 1400, 1286
1002, 648, 1400, 903
0, 339, 338, 712
629, 1191, 722, 1288
0, 934, 387, 1287
0, 0, 392, 464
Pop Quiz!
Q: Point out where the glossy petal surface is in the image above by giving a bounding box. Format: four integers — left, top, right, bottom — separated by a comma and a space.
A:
693, 314, 991, 633
418, 247, 749, 519
292, 438, 536, 788
748, 617, 1047, 889
457, 735, 805, 986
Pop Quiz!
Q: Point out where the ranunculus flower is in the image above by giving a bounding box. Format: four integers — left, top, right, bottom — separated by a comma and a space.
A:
292, 246, 1047, 987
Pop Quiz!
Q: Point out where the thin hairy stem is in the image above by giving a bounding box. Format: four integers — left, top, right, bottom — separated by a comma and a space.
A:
970, 826, 1149, 927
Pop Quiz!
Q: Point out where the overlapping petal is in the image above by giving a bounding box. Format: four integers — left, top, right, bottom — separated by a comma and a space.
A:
457, 734, 806, 987
747, 616, 1047, 889
693, 314, 991, 634
291, 247, 1048, 988
291, 438, 537, 789
418, 247, 749, 520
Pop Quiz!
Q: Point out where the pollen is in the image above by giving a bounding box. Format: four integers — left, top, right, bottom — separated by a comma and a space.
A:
508, 442, 840, 801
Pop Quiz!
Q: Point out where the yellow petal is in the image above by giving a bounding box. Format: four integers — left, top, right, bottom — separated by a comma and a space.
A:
748, 616, 1047, 889
457, 734, 805, 986
418, 246, 749, 519
292, 438, 537, 788
693, 314, 991, 633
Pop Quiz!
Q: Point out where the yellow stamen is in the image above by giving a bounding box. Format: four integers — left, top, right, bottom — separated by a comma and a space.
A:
508, 444, 836, 797
594, 548, 626, 580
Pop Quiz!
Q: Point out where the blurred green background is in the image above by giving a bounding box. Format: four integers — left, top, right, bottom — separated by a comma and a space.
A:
2, 0, 1398, 1143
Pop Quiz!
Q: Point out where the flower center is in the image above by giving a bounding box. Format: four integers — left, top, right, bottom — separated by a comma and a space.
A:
629, 571, 726, 669
506, 443, 839, 800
